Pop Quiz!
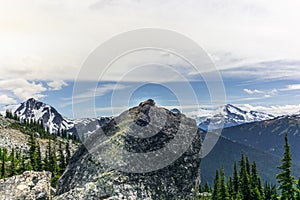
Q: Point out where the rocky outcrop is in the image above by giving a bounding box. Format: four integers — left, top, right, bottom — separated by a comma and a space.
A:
56, 100, 201, 199
0, 116, 13, 129
0, 171, 52, 200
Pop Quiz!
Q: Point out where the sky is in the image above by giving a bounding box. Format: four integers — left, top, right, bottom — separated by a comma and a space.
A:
0, 0, 300, 118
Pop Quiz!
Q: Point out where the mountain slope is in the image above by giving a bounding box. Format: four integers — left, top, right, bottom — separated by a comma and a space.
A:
201, 134, 300, 185
201, 114, 300, 185
192, 104, 274, 130
221, 114, 300, 161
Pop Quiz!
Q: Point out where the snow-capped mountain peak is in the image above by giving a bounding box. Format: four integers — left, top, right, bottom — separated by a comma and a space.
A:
0, 98, 112, 139
7, 98, 73, 133
190, 104, 274, 130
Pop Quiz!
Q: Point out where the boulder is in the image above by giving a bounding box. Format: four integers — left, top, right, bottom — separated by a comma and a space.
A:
56, 101, 201, 199
0, 171, 52, 200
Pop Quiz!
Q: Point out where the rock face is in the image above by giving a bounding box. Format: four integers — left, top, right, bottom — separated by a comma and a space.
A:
56, 100, 201, 199
0, 171, 52, 200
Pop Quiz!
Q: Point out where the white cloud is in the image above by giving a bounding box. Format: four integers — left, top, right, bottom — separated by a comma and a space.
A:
0, 94, 17, 104
243, 89, 263, 95
240, 104, 300, 116
47, 80, 68, 91
0, 79, 47, 101
61, 83, 129, 108
1, 0, 300, 81
243, 88, 278, 97
280, 84, 300, 91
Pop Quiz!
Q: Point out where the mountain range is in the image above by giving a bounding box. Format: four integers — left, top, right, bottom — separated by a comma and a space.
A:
1, 98, 300, 185
1, 99, 276, 139
188, 104, 275, 130
0, 98, 111, 140
201, 113, 300, 185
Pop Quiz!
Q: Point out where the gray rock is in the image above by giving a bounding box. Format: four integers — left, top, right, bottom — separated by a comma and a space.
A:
56, 100, 201, 200
0, 171, 53, 200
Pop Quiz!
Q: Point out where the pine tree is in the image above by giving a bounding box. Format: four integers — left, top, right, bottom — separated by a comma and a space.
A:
28, 133, 37, 170
219, 168, 230, 200
44, 139, 52, 171
227, 176, 233, 196
50, 147, 59, 175
233, 161, 239, 196
295, 177, 300, 200
212, 170, 220, 200
1, 148, 6, 178
36, 142, 42, 171
204, 182, 210, 192
58, 142, 66, 174
65, 142, 71, 165
246, 156, 251, 176
250, 161, 264, 199
264, 182, 278, 200
18, 154, 26, 174
239, 154, 251, 199
9, 148, 16, 176
50, 146, 60, 188
276, 134, 295, 200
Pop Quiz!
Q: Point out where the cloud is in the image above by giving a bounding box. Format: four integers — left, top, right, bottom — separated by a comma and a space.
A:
0, 79, 47, 101
240, 104, 300, 116
1, 0, 300, 82
243, 88, 263, 95
221, 60, 300, 80
243, 88, 278, 97
72, 83, 128, 100
47, 80, 68, 91
280, 84, 300, 91
0, 94, 17, 104
61, 83, 128, 108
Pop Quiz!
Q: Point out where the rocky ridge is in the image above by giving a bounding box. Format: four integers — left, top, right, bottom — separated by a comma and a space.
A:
55, 99, 202, 199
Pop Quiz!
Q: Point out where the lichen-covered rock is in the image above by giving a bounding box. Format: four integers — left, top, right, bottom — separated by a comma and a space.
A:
0, 171, 52, 200
56, 100, 201, 200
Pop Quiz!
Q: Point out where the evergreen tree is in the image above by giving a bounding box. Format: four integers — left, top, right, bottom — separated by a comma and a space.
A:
296, 177, 300, 200
227, 176, 233, 196
219, 168, 230, 200
233, 161, 239, 196
28, 133, 37, 170
58, 142, 66, 174
276, 134, 295, 200
18, 154, 26, 174
264, 182, 278, 200
1, 148, 6, 178
246, 156, 251, 176
203, 182, 210, 193
9, 148, 16, 176
239, 154, 251, 199
250, 161, 264, 199
212, 170, 220, 200
36, 142, 42, 171
65, 142, 71, 164
44, 139, 52, 171
49, 146, 60, 188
